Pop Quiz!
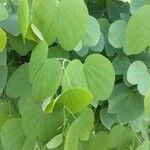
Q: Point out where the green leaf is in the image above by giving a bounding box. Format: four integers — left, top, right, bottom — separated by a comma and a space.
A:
127, 61, 150, 95
17, 0, 29, 39
1, 118, 26, 150
100, 108, 117, 130
6, 63, 30, 98
46, 134, 63, 149
0, 3, 8, 21
127, 61, 148, 85
79, 131, 109, 150
112, 56, 130, 75
0, 28, 7, 52
108, 20, 127, 48
108, 84, 144, 124
76, 108, 94, 141
84, 54, 115, 100
29, 41, 63, 101
144, 90, 150, 118
0, 9, 20, 36
82, 16, 100, 47
57, 88, 93, 113
109, 125, 134, 149
9, 34, 36, 56
125, 5, 150, 55
21, 98, 63, 143
64, 121, 78, 150
0, 65, 7, 93
63, 54, 115, 101
32, 0, 88, 50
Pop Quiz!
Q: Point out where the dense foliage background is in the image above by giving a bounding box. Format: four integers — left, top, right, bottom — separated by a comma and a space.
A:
0, 0, 150, 149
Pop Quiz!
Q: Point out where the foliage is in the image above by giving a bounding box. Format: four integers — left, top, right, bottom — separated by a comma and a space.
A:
0, 0, 150, 149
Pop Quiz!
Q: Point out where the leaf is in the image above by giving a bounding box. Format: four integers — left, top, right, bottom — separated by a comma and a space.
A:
0, 3, 8, 21
32, 0, 88, 50
29, 41, 63, 101
42, 97, 56, 113
127, 61, 150, 95
125, 5, 150, 55
64, 108, 94, 150
108, 20, 127, 48
1, 118, 26, 150
108, 84, 144, 124
57, 88, 93, 113
21, 98, 64, 143
100, 108, 117, 130
46, 134, 63, 149
64, 121, 78, 150
0, 28, 7, 52
63, 54, 115, 101
109, 125, 134, 149
17, 0, 29, 39
6, 63, 30, 98
0, 9, 20, 36
144, 90, 150, 118
112, 56, 130, 75
0, 65, 7, 93
8, 34, 36, 56
84, 54, 115, 100
79, 131, 109, 150
127, 61, 148, 85
76, 108, 94, 141
82, 16, 100, 47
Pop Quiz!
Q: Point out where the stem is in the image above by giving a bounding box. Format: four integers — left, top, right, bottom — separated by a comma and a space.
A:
65, 106, 77, 120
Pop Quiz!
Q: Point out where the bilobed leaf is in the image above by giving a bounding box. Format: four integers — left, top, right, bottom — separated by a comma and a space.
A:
1, 118, 26, 150
0, 28, 7, 52
57, 88, 93, 113
32, 0, 88, 50
29, 41, 63, 101
109, 20, 127, 48
108, 84, 144, 124
0, 3, 8, 21
125, 5, 150, 55
17, 0, 29, 39
6, 63, 29, 98
63, 54, 115, 101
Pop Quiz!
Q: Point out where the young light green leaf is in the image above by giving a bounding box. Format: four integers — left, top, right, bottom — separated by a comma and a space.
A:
42, 97, 56, 113
125, 5, 150, 55
32, 0, 88, 50
17, 0, 29, 39
0, 28, 7, 52
46, 134, 63, 149
57, 88, 93, 113
0, 3, 8, 21
108, 20, 127, 48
